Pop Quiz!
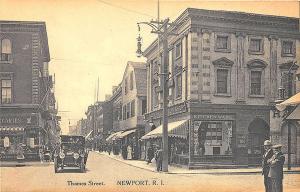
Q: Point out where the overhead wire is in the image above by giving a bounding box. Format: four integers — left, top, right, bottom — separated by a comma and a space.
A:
95, 0, 155, 18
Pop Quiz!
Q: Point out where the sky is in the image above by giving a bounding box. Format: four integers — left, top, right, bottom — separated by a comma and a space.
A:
0, 0, 299, 134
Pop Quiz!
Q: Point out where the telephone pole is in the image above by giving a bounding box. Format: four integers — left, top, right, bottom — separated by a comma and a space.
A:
136, 18, 176, 172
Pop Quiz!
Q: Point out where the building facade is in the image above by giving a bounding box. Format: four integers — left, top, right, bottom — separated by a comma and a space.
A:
143, 9, 300, 167
0, 21, 59, 161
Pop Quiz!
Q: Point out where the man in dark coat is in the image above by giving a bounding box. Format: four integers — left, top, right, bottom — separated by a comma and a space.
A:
147, 144, 154, 164
262, 140, 273, 192
155, 146, 163, 172
268, 144, 285, 192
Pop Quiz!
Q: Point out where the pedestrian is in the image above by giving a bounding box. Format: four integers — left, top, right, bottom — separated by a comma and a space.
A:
262, 140, 273, 192
268, 144, 285, 192
122, 144, 127, 159
127, 145, 132, 160
154, 146, 163, 172
147, 144, 154, 164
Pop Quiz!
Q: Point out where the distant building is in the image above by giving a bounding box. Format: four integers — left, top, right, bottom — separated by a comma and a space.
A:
0, 21, 59, 160
143, 8, 300, 167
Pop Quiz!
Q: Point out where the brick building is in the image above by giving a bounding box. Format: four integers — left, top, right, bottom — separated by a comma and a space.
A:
0, 21, 59, 161
143, 9, 300, 167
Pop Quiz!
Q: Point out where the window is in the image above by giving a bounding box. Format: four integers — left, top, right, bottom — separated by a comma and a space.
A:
282, 72, 294, 98
216, 69, 228, 94
141, 99, 147, 115
175, 74, 182, 98
122, 105, 126, 120
216, 36, 228, 49
250, 71, 262, 95
130, 100, 135, 117
124, 78, 128, 95
1, 39, 12, 61
206, 123, 222, 145
1, 79, 12, 104
282, 40, 294, 56
175, 42, 182, 59
249, 37, 263, 54
126, 103, 130, 119
129, 71, 133, 90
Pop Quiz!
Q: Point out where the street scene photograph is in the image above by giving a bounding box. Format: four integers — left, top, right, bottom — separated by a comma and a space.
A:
0, 0, 300, 192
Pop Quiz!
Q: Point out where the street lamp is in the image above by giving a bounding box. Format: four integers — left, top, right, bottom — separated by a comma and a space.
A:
136, 34, 143, 58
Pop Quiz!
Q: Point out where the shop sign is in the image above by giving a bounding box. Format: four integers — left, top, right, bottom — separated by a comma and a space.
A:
237, 135, 247, 148
145, 102, 187, 119
192, 114, 235, 121
0, 116, 38, 126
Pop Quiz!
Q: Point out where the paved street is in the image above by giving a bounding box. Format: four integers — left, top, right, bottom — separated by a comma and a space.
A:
1, 152, 299, 192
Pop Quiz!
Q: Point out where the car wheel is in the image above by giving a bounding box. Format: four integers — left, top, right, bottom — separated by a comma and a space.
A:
80, 159, 85, 173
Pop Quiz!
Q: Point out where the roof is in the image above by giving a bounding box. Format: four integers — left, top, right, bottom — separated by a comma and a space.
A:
143, 8, 299, 57
122, 61, 146, 95
0, 20, 50, 62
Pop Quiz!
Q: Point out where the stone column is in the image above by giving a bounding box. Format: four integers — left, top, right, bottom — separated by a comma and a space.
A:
269, 35, 278, 102
235, 32, 246, 103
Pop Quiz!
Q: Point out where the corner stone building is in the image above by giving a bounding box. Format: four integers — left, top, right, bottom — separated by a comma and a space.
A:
0, 21, 59, 160
143, 8, 300, 167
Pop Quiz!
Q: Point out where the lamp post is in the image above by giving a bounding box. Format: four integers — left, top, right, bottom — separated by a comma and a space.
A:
136, 18, 175, 172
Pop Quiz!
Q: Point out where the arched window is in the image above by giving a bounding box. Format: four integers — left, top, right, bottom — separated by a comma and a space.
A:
1, 39, 12, 61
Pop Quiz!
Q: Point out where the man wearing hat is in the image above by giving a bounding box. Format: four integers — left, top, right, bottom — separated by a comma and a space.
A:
262, 140, 273, 192
268, 144, 285, 192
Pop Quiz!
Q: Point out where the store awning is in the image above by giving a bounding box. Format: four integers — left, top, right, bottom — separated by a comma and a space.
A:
106, 131, 123, 142
117, 129, 136, 139
276, 92, 300, 111
85, 130, 93, 140
286, 105, 300, 120
141, 119, 188, 140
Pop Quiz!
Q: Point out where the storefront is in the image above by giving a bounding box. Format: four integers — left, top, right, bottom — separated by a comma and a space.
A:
0, 109, 46, 161
144, 101, 270, 168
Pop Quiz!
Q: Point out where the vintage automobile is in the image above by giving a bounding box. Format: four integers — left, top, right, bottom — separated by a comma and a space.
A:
54, 135, 88, 173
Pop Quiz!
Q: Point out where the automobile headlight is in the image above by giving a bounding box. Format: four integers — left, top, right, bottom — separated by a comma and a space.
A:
59, 152, 65, 159
73, 153, 80, 159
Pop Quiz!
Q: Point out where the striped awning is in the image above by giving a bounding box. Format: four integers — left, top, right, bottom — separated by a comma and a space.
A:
117, 129, 136, 139
0, 127, 25, 132
106, 131, 123, 142
141, 120, 188, 140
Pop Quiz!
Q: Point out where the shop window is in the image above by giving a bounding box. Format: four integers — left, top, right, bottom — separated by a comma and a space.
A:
213, 147, 221, 155
215, 33, 231, 52
1, 79, 12, 104
250, 71, 262, 95
1, 39, 12, 61
175, 42, 182, 59
249, 37, 264, 54
281, 40, 295, 57
130, 100, 135, 117
216, 69, 228, 94
175, 74, 182, 99
206, 123, 222, 144
130, 71, 134, 90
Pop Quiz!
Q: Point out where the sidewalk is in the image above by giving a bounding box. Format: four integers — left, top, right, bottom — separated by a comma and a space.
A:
0, 161, 51, 167
96, 151, 300, 175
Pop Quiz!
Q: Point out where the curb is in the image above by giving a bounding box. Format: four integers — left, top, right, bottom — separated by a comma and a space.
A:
0, 162, 52, 167
96, 152, 300, 175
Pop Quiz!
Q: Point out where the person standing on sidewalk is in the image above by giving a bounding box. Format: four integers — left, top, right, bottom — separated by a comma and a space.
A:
268, 144, 285, 192
155, 146, 163, 172
262, 140, 273, 192
146, 144, 154, 164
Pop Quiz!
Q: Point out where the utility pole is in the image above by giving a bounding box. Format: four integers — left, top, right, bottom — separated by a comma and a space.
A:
137, 18, 175, 172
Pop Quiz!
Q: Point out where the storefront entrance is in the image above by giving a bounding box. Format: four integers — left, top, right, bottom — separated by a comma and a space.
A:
247, 118, 270, 165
